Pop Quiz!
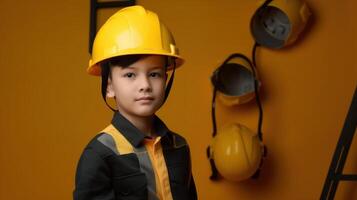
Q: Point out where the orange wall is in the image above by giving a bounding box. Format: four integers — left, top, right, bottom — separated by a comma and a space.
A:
0, 0, 356, 199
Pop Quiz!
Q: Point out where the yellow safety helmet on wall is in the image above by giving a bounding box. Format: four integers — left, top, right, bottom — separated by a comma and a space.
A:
250, 0, 311, 48
211, 53, 261, 106
87, 5, 184, 76
209, 123, 264, 181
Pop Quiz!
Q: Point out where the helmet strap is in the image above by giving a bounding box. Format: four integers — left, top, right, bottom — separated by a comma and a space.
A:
261, 0, 273, 8
251, 43, 268, 179
101, 63, 117, 112
207, 146, 220, 180
207, 83, 220, 180
163, 57, 176, 103
211, 86, 218, 137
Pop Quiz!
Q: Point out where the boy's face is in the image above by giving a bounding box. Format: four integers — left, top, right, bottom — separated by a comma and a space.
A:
107, 55, 167, 118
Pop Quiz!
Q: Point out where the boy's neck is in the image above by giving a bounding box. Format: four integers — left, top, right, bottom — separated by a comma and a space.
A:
119, 111, 155, 137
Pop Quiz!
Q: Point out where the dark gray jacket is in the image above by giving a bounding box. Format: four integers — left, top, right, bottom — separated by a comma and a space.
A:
73, 111, 197, 200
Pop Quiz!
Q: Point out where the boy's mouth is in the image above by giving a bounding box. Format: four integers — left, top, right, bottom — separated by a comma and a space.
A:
136, 96, 154, 101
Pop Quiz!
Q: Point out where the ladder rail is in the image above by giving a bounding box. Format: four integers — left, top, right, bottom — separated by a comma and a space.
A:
320, 86, 357, 200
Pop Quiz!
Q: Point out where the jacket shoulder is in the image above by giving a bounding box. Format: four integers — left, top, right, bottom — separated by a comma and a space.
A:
169, 131, 189, 148
84, 132, 117, 158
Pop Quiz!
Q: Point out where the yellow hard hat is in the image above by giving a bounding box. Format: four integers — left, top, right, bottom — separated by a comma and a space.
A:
211, 53, 261, 106
209, 123, 264, 181
250, 0, 311, 48
87, 5, 184, 76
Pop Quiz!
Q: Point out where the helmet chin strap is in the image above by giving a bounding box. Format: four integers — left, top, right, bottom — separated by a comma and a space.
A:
101, 62, 117, 112
163, 57, 176, 104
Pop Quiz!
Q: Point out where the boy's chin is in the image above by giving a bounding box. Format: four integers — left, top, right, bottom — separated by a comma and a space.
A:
133, 108, 159, 117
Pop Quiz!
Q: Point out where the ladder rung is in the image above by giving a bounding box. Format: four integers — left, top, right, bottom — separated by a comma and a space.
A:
97, 0, 135, 8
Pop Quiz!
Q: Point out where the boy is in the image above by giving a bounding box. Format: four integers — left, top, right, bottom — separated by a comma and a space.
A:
73, 5, 198, 200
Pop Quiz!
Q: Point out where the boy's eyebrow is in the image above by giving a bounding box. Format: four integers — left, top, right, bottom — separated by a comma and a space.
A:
125, 65, 165, 70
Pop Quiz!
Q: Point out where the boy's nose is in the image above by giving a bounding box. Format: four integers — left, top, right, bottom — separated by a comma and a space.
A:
139, 75, 152, 92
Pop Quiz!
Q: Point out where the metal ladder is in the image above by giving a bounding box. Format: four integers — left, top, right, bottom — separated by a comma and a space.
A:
320, 86, 357, 200
89, 0, 136, 53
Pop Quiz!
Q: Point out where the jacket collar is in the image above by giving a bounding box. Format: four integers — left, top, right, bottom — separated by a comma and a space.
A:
111, 111, 172, 147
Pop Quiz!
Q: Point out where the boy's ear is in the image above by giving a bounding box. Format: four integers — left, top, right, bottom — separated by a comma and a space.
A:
106, 78, 115, 98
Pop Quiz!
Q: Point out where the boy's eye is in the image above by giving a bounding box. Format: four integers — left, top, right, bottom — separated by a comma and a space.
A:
124, 73, 135, 78
150, 72, 162, 77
